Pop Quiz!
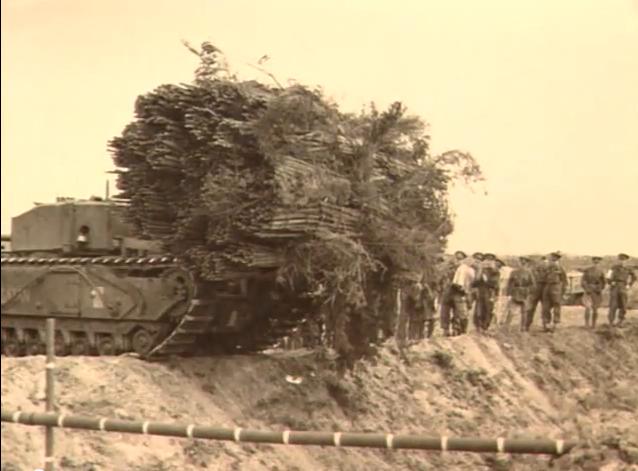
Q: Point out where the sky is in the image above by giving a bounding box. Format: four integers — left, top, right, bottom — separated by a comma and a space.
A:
2, 0, 637, 255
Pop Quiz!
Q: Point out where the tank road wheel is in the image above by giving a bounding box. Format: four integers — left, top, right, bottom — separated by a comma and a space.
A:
25, 340, 44, 356
24, 330, 44, 355
54, 336, 68, 356
70, 339, 90, 356
96, 336, 116, 356
3, 339, 22, 357
131, 329, 154, 356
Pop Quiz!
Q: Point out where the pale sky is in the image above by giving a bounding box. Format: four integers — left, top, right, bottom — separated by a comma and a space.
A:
2, 0, 637, 255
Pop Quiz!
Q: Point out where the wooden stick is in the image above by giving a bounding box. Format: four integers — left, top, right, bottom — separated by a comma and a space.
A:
45, 318, 55, 471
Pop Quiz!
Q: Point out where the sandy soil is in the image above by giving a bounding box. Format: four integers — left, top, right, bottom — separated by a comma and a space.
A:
2, 308, 637, 471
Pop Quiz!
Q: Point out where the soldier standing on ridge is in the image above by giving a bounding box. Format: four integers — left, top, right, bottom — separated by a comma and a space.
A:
439, 252, 462, 336
469, 252, 484, 315
421, 276, 437, 338
505, 256, 536, 331
405, 275, 426, 341
494, 258, 513, 326
607, 253, 636, 327
473, 253, 500, 331
542, 252, 567, 332
581, 256, 606, 328
440, 251, 474, 336
526, 255, 548, 330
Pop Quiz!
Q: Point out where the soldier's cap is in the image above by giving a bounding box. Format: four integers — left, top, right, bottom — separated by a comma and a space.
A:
618, 253, 630, 260
496, 258, 506, 266
472, 252, 484, 260
549, 252, 562, 260
592, 256, 603, 262
454, 250, 467, 258
519, 256, 531, 262
484, 253, 497, 261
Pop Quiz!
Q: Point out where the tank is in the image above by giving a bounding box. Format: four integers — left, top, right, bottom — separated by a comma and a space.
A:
1, 197, 301, 358
563, 270, 585, 305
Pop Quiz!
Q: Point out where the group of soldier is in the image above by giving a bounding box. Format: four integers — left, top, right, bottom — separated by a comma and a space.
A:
403, 251, 636, 339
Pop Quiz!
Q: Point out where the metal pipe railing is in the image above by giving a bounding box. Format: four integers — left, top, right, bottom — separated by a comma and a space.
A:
1, 409, 576, 455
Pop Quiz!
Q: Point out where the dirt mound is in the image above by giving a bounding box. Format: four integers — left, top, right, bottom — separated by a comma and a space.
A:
2, 315, 638, 470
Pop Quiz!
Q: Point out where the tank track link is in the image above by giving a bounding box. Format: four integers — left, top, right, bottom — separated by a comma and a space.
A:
1, 256, 180, 266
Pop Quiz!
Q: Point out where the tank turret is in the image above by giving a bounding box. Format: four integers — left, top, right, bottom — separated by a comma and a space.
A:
9, 198, 160, 256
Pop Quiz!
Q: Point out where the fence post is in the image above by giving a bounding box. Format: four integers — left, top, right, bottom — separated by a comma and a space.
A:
45, 318, 55, 471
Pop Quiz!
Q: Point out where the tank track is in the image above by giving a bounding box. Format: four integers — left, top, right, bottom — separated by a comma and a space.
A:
1, 256, 307, 359
1, 255, 179, 267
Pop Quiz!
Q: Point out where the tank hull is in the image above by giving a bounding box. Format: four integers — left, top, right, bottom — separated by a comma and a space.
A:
0, 256, 282, 357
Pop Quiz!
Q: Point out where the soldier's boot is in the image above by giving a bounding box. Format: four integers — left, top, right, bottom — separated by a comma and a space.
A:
542, 318, 551, 332
617, 310, 625, 327
584, 308, 591, 328
608, 310, 616, 326
591, 310, 597, 328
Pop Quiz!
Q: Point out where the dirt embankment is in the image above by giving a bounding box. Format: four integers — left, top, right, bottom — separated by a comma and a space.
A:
2, 317, 638, 471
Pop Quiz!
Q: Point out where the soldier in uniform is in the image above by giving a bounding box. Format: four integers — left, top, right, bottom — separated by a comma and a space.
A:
420, 277, 437, 339
440, 250, 474, 336
581, 256, 606, 328
494, 258, 513, 326
468, 252, 484, 314
472, 253, 500, 332
505, 256, 536, 331
542, 252, 567, 331
405, 276, 424, 341
607, 253, 636, 327
526, 255, 547, 330
405, 275, 436, 340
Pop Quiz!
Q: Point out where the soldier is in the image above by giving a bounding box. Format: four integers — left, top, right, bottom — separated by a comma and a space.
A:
423, 280, 437, 338
469, 252, 484, 314
541, 252, 567, 331
473, 253, 500, 332
505, 256, 536, 331
526, 255, 547, 330
581, 256, 606, 328
405, 276, 425, 341
440, 250, 474, 336
405, 275, 436, 340
607, 253, 636, 327
494, 258, 513, 326
418, 273, 437, 339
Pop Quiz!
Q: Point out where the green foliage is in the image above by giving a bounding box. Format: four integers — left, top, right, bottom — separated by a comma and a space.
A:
109, 42, 483, 361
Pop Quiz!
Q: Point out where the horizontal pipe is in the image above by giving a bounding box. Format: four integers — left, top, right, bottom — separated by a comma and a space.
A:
1, 409, 576, 455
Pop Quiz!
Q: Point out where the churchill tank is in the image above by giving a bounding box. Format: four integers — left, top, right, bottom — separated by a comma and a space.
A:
1, 197, 303, 358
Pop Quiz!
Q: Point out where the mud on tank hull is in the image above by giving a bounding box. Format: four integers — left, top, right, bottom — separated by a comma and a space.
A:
1, 256, 301, 358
